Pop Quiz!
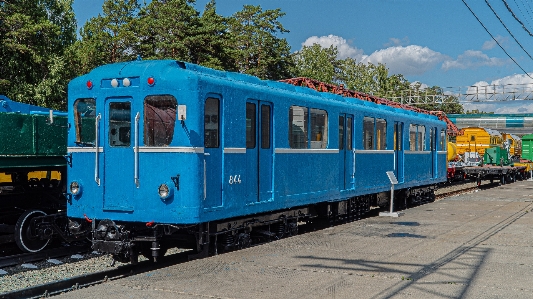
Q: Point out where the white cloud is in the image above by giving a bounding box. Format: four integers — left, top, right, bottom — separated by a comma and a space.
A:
384, 36, 410, 47
302, 35, 365, 60
481, 35, 508, 50
441, 50, 509, 71
363, 45, 446, 76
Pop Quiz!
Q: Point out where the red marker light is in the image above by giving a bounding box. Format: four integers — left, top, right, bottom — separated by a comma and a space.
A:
146, 221, 155, 227
86, 80, 93, 89
147, 77, 155, 86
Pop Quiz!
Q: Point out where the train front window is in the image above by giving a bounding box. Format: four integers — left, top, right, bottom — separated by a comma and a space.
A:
73, 98, 96, 145
108, 102, 131, 147
144, 95, 177, 146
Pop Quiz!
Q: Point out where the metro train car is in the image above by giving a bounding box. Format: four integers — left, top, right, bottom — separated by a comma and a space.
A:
65, 60, 447, 263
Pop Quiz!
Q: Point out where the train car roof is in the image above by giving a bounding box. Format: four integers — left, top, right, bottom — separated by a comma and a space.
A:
71, 59, 441, 122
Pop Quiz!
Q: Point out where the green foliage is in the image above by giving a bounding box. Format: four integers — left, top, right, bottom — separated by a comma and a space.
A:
292, 44, 339, 84
0, 0, 77, 110
227, 5, 293, 80
72, 0, 139, 75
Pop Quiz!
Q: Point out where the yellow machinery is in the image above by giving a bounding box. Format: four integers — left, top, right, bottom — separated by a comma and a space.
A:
455, 127, 502, 157
447, 142, 457, 162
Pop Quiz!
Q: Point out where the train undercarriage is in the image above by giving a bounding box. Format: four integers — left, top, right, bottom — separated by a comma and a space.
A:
86, 185, 437, 264
0, 167, 89, 253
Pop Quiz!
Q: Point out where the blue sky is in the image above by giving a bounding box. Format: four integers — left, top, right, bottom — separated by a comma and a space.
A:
72, 0, 533, 113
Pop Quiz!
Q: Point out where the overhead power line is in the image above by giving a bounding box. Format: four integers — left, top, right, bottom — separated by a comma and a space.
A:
484, 0, 533, 62
461, 0, 533, 79
511, 0, 533, 32
501, 0, 533, 37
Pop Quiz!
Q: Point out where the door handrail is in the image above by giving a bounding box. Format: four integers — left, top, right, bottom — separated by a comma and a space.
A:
95, 113, 101, 186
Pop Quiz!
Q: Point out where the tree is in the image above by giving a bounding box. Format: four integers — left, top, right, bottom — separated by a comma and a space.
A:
135, 0, 199, 61
73, 0, 140, 75
227, 5, 292, 80
0, 0, 77, 109
291, 44, 339, 84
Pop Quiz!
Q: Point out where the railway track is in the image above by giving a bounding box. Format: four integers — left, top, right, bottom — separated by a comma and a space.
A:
0, 244, 89, 269
0, 180, 504, 298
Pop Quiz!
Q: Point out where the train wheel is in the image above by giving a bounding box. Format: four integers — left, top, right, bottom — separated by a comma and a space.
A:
15, 210, 50, 253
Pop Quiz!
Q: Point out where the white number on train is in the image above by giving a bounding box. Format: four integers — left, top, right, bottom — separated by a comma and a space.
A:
229, 175, 242, 184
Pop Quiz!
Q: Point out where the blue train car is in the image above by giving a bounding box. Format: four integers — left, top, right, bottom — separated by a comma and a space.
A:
66, 60, 447, 262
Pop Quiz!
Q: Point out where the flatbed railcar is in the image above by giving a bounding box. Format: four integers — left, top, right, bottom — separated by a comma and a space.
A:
65, 60, 447, 263
0, 96, 68, 252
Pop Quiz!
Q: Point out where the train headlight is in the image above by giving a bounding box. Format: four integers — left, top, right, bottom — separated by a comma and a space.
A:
158, 183, 173, 201
70, 181, 82, 196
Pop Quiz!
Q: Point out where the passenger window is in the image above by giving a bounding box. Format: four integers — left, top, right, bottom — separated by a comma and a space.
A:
73, 98, 96, 145
289, 106, 308, 149
246, 103, 256, 149
418, 125, 426, 151
261, 105, 271, 149
109, 102, 131, 147
204, 97, 220, 148
144, 95, 177, 146
346, 117, 353, 151
376, 118, 387, 150
310, 108, 327, 149
363, 117, 374, 150
409, 124, 417, 151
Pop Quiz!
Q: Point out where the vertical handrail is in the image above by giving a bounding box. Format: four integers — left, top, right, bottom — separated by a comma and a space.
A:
134, 112, 140, 188
95, 114, 101, 186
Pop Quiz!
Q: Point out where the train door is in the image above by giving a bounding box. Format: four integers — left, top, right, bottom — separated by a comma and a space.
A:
103, 98, 134, 211
204, 97, 222, 208
245, 100, 273, 204
394, 122, 405, 183
338, 114, 354, 190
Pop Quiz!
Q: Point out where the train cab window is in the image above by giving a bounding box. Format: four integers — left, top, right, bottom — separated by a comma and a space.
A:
144, 95, 177, 146
363, 117, 374, 150
289, 106, 308, 149
205, 97, 220, 148
376, 118, 387, 150
108, 102, 131, 147
471, 135, 476, 142
73, 98, 96, 145
310, 108, 327, 149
